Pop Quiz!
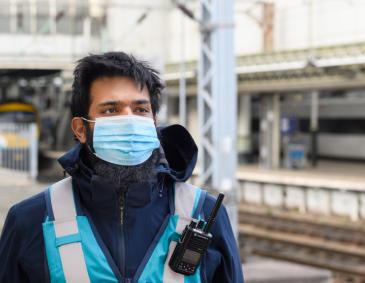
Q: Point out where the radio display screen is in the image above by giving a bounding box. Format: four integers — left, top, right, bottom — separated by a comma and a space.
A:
182, 249, 202, 264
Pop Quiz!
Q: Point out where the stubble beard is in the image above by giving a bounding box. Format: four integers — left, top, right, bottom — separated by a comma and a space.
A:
83, 121, 159, 193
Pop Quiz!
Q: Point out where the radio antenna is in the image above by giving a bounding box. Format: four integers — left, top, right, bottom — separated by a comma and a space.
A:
204, 193, 225, 233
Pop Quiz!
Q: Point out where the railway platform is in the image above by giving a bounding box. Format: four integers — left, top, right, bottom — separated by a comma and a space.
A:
237, 160, 365, 221
244, 256, 331, 283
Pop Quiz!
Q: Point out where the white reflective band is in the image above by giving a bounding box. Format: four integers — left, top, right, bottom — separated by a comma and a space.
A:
59, 243, 90, 283
50, 177, 77, 220
162, 241, 184, 283
50, 177, 91, 283
54, 218, 78, 238
174, 182, 198, 232
163, 182, 200, 281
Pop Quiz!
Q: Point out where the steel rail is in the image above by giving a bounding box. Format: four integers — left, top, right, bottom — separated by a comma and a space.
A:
239, 205, 365, 280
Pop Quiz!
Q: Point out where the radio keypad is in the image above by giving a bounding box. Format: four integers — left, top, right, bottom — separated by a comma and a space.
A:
178, 262, 196, 273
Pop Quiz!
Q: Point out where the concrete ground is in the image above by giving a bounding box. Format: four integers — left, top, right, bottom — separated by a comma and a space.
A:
0, 169, 51, 227
244, 257, 332, 283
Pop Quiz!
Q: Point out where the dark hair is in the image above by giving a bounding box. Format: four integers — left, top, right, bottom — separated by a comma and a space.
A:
71, 52, 164, 118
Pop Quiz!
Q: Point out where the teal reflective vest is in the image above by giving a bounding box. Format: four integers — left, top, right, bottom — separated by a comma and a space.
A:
42, 177, 207, 283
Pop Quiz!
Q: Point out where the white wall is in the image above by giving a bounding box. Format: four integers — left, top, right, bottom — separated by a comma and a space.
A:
2, 0, 365, 66
234, 1, 263, 56
0, 34, 94, 56
106, 0, 171, 68
156, 0, 365, 62
114, 0, 365, 64
275, 0, 365, 50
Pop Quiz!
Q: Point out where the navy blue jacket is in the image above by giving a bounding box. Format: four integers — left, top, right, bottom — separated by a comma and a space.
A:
0, 125, 244, 283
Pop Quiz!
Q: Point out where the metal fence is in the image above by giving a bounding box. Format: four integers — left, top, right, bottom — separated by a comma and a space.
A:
0, 123, 38, 179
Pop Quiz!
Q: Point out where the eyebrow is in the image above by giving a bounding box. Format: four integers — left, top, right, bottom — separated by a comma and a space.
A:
97, 100, 119, 108
97, 99, 151, 108
132, 99, 151, 106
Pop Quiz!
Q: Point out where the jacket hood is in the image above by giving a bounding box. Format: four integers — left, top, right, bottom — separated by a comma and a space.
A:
58, 124, 198, 182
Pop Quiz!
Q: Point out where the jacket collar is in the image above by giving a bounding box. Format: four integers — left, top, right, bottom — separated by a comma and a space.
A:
59, 144, 161, 215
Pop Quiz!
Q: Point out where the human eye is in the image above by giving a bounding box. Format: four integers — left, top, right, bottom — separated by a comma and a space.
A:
103, 107, 118, 115
134, 107, 150, 114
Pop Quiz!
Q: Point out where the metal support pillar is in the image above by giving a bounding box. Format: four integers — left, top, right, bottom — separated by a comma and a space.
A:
30, 0, 37, 34
9, 0, 17, 33
29, 123, 38, 180
188, 97, 199, 142
263, 2, 274, 52
310, 91, 319, 167
179, 13, 187, 127
83, 16, 92, 52
198, 0, 237, 236
238, 94, 251, 164
259, 94, 280, 169
49, 0, 56, 34
7, 82, 19, 99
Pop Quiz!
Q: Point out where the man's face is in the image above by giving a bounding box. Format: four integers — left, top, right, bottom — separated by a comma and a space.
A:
72, 76, 154, 144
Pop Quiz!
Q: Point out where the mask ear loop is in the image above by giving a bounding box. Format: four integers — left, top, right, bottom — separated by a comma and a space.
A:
81, 117, 96, 153
81, 117, 96, 123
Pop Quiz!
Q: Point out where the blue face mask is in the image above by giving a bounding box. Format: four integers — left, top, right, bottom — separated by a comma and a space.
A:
83, 115, 160, 166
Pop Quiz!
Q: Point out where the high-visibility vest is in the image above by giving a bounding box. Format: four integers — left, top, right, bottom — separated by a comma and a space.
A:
42, 177, 207, 283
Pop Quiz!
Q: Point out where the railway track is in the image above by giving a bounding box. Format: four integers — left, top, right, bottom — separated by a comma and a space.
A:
238, 204, 365, 282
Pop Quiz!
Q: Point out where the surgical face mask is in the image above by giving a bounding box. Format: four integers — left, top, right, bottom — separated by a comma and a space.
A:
82, 115, 160, 166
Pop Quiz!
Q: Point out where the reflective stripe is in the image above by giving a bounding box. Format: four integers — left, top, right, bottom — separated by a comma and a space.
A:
49, 177, 91, 283
59, 243, 90, 283
161, 182, 203, 283
174, 182, 199, 232
50, 177, 76, 219
54, 219, 78, 238
162, 241, 184, 283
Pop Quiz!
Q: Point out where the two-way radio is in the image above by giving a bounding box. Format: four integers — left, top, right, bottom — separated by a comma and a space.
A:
169, 193, 225, 275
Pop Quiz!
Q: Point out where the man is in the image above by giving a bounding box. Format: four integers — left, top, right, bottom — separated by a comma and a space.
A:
0, 52, 244, 283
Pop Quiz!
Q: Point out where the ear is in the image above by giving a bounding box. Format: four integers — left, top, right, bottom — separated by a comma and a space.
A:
71, 117, 87, 144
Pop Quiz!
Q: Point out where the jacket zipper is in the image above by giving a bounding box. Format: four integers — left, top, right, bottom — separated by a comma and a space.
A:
120, 192, 133, 283
118, 191, 127, 282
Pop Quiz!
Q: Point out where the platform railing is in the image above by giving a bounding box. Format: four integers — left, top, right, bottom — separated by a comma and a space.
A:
0, 123, 38, 179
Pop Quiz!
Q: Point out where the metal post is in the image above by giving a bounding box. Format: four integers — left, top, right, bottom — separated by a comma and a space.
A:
10, 0, 17, 33
263, 2, 274, 52
30, 0, 37, 34
260, 94, 280, 169
198, 0, 237, 237
83, 15, 91, 53
29, 123, 38, 180
310, 91, 319, 167
49, 0, 56, 34
238, 94, 251, 164
179, 13, 187, 127
272, 94, 280, 168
